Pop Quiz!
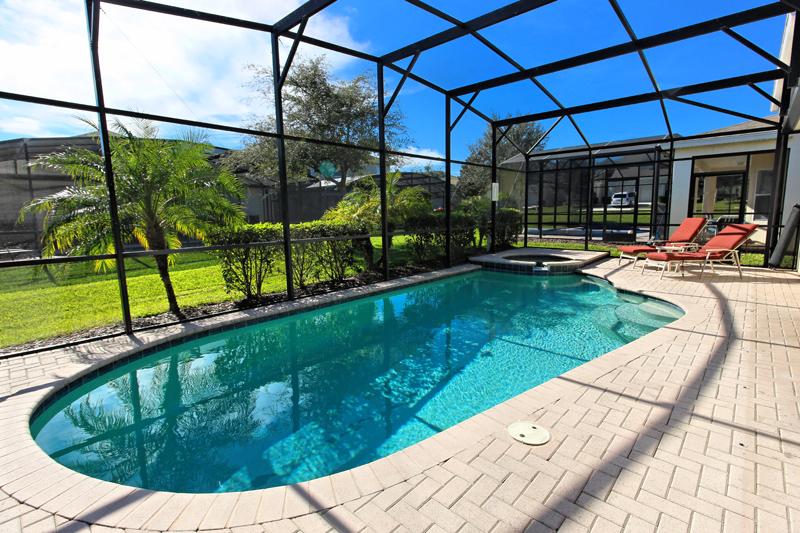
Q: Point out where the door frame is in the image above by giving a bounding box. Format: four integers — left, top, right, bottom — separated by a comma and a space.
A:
688, 169, 749, 222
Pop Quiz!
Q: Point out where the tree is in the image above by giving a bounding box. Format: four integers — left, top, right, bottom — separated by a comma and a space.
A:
456, 120, 546, 200
323, 172, 430, 268
226, 56, 409, 191
19, 119, 244, 318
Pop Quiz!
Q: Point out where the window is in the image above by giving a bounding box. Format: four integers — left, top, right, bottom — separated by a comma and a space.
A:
753, 170, 774, 222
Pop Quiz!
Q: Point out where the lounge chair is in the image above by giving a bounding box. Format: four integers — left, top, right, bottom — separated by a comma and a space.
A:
642, 223, 758, 279
617, 217, 707, 267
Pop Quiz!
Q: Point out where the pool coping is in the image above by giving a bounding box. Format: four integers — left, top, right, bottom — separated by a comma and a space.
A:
0, 261, 706, 531
469, 248, 608, 274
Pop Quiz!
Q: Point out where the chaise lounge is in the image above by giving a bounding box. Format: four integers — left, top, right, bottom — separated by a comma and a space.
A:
641, 223, 759, 279
617, 217, 707, 267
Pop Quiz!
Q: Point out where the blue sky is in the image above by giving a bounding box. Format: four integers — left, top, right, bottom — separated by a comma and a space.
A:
0, 0, 789, 165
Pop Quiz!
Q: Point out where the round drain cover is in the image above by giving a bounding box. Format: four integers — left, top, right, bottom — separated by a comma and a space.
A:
508, 421, 550, 446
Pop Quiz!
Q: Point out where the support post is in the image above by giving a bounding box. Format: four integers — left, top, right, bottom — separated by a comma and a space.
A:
766, 127, 790, 265
445, 95, 452, 266
650, 147, 660, 240
85, 0, 133, 333
538, 161, 544, 238
765, 14, 800, 264
523, 154, 530, 248
271, 32, 295, 298
664, 139, 675, 239
584, 152, 594, 251
490, 124, 497, 252
378, 63, 390, 280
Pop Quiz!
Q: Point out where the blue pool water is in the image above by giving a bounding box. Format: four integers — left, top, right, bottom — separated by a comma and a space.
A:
31, 271, 681, 493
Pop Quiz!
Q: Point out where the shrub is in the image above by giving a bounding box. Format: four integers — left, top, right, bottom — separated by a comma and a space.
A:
211, 220, 368, 298
209, 223, 282, 301
403, 212, 446, 263
495, 207, 522, 249
290, 220, 368, 288
449, 210, 477, 256
458, 196, 490, 247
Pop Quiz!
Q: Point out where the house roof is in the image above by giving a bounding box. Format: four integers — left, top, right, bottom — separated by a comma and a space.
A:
500, 114, 783, 167
700, 115, 779, 135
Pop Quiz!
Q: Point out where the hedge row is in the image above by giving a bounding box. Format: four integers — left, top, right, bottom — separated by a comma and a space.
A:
208, 220, 369, 300
209, 208, 522, 300
404, 207, 522, 262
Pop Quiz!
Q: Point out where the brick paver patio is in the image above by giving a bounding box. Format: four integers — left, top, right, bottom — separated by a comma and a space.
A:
1, 259, 799, 532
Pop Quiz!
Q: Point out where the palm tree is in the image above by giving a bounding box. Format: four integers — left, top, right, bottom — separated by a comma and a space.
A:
19, 119, 244, 317
323, 171, 430, 269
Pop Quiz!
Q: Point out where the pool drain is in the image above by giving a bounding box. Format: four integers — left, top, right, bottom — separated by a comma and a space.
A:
508, 421, 550, 446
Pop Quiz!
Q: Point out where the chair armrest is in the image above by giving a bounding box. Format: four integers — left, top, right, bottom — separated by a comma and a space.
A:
656, 242, 699, 252
703, 248, 740, 259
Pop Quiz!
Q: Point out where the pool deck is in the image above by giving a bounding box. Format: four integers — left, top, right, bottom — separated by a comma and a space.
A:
1, 258, 800, 532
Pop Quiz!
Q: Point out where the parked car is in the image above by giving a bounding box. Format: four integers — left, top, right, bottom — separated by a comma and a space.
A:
610, 191, 636, 207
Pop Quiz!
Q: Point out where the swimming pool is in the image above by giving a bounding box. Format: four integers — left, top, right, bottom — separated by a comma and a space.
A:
31, 271, 682, 493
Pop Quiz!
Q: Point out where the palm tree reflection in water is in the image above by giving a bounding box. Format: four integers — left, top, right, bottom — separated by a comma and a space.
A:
36, 273, 673, 492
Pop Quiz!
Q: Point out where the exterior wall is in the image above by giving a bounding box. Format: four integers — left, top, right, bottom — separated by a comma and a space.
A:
670, 132, 800, 228
784, 135, 800, 219
669, 160, 692, 227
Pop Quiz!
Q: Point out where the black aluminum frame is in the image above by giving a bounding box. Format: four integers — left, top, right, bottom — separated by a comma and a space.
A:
2, 0, 800, 356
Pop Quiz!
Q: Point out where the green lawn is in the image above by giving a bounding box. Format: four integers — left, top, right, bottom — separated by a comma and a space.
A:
0, 254, 286, 348
526, 206, 652, 226
0, 233, 790, 349
1, 235, 461, 348
521, 239, 620, 256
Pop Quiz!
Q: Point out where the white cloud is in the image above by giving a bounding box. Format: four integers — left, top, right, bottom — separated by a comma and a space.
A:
395, 146, 445, 171
0, 0, 366, 140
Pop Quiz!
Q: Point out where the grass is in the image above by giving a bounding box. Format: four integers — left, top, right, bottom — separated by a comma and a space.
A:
526, 206, 653, 226
0, 232, 791, 349
0, 254, 286, 348
521, 239, 621, 257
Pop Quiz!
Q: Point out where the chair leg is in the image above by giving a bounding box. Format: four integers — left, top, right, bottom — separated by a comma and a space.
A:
659, 262, 667, 279
700, 261, 706, 279
734, 252, 742, 278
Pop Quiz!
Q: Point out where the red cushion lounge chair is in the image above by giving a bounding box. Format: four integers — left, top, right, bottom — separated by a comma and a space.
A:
642, 223, 758, 279
617, 217, 706, 267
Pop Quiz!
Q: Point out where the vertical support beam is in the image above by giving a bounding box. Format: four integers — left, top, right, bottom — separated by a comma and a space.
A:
766, 11, 800, 263
764, 14, 797, 264
766, 127, 790, 265
633, 162, 641, 241
22, 140, 40, 254
445, 95, 452, 266
377, 63, 390, 280
523, 154, 530, 248
584, 152, 594, 250
271, 32, 295, 298
85, 0, 132, 333
650, 147, 660, 240
665, 139, 675, 238
538, 161, 544, 238
490, 124, 498, 252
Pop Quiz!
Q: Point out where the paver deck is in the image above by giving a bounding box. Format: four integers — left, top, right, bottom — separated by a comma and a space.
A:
1, 258, 799, 532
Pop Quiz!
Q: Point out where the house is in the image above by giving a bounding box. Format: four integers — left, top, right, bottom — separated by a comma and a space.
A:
0, 136, 454, 252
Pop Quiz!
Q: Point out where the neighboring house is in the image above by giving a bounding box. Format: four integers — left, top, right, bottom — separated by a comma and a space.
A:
0, 135, 97, 254
232, 161, 453, 224
499, 121, 794, 248
0, 135, 453, 253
